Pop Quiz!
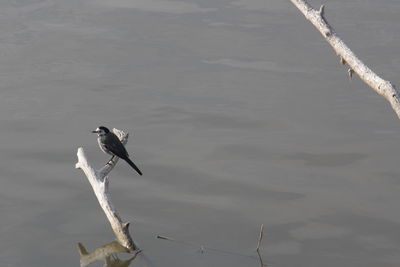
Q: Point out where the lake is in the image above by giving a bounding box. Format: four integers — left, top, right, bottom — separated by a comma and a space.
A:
1, 0, 400, 266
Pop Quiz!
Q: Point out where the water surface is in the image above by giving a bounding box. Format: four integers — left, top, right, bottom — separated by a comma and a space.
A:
1, 0, 400, 266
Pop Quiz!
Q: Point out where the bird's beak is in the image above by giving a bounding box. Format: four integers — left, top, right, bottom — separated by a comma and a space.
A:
92, 130, 98, 133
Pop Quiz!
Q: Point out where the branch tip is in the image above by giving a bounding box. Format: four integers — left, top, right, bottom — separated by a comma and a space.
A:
123, 222, 130, 229
156, 235, 174, 241
77, 243, 89, 256
319, 4, 325, 16
256, 224, 264, 250
348, 68, 354, 79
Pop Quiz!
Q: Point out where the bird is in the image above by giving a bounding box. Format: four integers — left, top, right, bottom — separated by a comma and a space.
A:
92, 126, 143, 176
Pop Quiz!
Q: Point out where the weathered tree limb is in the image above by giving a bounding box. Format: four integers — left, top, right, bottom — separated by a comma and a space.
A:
290, 0, 400, 119
76, 128, 137, 252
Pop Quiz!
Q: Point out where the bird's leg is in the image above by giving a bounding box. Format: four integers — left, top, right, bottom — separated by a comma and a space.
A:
106, 155, 116, 166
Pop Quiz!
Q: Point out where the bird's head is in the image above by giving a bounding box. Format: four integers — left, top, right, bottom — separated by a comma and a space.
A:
92, 126, 110, 136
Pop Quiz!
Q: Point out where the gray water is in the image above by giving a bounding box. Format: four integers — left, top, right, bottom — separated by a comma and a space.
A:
1, 0, 400, 266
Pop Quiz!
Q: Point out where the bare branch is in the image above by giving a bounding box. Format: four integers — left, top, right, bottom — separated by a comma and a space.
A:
76, 129, 137, 252
290, 0, 400, 118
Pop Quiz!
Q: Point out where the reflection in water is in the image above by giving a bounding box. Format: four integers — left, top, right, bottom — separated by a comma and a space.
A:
77, 241, 141, 267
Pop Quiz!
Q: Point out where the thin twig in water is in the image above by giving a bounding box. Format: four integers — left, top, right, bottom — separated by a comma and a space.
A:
256, 224, 267, 267
156, 234, 255, 259
157, 225, 268, 265
256, 224, 264, 251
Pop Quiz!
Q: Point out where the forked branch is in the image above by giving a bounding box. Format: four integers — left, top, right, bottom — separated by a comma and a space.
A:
76, 128, 137, 252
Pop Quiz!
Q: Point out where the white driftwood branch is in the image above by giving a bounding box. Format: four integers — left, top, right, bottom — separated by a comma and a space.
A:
290, 0, 400, 119
76, 128, 137, 252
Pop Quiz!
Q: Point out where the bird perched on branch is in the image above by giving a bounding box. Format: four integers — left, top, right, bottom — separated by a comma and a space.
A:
92, 126, 143, 176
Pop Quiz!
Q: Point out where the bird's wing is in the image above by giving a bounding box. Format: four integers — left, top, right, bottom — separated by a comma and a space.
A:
104, 133, 129, 158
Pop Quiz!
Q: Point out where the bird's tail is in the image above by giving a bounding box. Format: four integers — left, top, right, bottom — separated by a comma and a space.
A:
124, 157, 143, 176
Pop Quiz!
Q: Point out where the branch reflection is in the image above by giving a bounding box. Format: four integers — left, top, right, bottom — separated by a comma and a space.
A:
77, 241, 141, 267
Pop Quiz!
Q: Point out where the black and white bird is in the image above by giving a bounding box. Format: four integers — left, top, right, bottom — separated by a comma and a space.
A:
92, 126, 143, 176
